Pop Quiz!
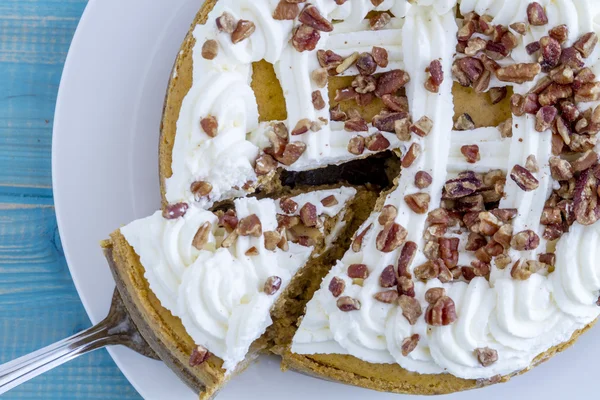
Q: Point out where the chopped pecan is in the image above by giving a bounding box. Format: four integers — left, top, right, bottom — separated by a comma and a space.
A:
382, 94, 409, 112
398, 295, 422, 325
348, 264, 369, 279
574, 168, 600, 225
218, 210, 238, 232
560, 47, 585, 70
189, 345, 210, 367
163, 203, 189, 220
527, 2, 548, 26
192, 222, 212, 250
201, 39, 219, 60
510, 229, 540, 250
280, 198, 298, 214
330, 104, 347, 122
375, 69, 411, 97
540, 207, 562, 225
299, 202, 318, 227
526, 41, 541, 55
539, 253, 556, 266
398, 241, 417, 278
496, 63, 541, 83
264, 276, 282, 295
510, 22, 528, 35
571, 150, 598, 172
401, 143, 421, 168
574, 82, 600, 102
405, 193, 430, 214
511, 259, 544, 280
439, 237, 459, 268
539, 36, 562, 70
377, 265, 397, 288
414, 259, 442, 281
352, 75, 377, 94
264, 231, 282, 251
479, 15, 494, 35
190, 181, 213, 198
458, 20, 476, 42
369, 12, 391, 30
373, 112, 408, 132
574, 32, 598, 58
444, 175, 481, 199
232, 20, 256, 44
510, 164, 539, 191
423, 240, 440, 260
410, 116, 433, 137
475, 347, 498, 367
237, 214, 262, 237
376, 222, 407, 252
374, 290, 399, 304
455, 114, 475, 131
425, 296, 457, 326
456, 194, 485, 213
254, 154, 278, 176
347, 136, 365, 155
337, 296, 361, 311
329, 277, 345, 297
498, 118, 513, 138
321, 195, 338, 207
216, 12, 236, 33
538, 84, 572, 107
317, 49, 343, 70
549, 65, 574, 85
200, 116, 219, 137
366, 133, 391, 151
378, 204, 398, 225
455, 57, 484, 84
311, 91, 325, 110
535, 105, 557, 132
465, 37, 487, 57
493, 224, 513, 248
356, 52, 377, 76
415, 171, 433, 189
525, 155, 539, 173
401, 334, 420, 356
372, 46, 389, 67
352, 223, 372, 252
485, 41, 509, 60
292, 24, 320, 52
461, 144, 480, 163
273, 1, 299, 20
425, 288, 446, 304
299, 4, 333, 32
549, 24, 569, 43
466, 232, 487, 251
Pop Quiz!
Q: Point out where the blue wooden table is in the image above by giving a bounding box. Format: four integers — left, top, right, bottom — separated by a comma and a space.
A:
0, 1, 140, 398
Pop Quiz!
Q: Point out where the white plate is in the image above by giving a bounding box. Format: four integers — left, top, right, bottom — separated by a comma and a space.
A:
52, 0, 600, 399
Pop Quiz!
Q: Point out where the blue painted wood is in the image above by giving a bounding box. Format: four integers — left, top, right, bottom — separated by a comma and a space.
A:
0, 1, 141, 398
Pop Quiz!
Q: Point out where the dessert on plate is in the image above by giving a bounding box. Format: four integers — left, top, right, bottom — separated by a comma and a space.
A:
103, 0, 600, 398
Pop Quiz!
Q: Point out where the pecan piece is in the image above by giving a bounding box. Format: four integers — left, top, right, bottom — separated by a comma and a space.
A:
425, 296, 457, 326
374, 290, 399, 304
337, 296, 361, 311
404, 193, 430, 214
379, 265, 397, 288
375, 69, 411, 97
489, 87, 507, 104
356, 52, 377, 76
369, 12, 391, 31
189, 221, 212, 251
511, 259, 544, 280
401, 143, 421, 168
574, 32, 598, 58
496, 63, 541, 83
415, 171, 433, 189
410, 116, 433, 137
189, 345, 210, 367
535, 106, 558, 132
231, 20, 256, 44
264, 276, 282, 295
276, 142, 307, 166
574, 168, 600, 225
414, 259, 442, 281
510, 229, 540, 251
273, 1, 299, 20
376, 222, 407, 252
348, 264, 369, 279
461, 145, 480, 163
163, 203, 189, 220
378, 204, 398, 225
527, 2, 548, 26
398, 241, 417, 278
237, 214, 262, 237
401, 334, 420, 356
292, 24, 320, 52
372, 46, 389, 68
299, 202, 318, 227
398, 295, 422, 325
366, 133, 391, 151
299, 4, 333, 32
216, 12, 236, 33
510, 164, 539, 191
329, 277, 345, 297
352, 223, 372, 252
347, 136, 365, 155
539, 36, 562, 70
475, 347, 498, 367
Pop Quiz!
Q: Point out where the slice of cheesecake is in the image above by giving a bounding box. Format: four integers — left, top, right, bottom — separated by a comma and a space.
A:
104, 187, 361, 399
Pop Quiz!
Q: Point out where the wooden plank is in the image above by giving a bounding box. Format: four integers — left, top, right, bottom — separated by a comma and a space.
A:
0, 0, 142, 398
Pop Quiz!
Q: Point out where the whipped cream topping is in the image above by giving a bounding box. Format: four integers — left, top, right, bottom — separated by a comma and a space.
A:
293, 0, 600, 380
122, 188, 356, 371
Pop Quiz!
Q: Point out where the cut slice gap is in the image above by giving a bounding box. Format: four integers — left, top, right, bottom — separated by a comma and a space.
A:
252, 60, 287, 122
453, 83, 513, 128
280, 151, 401, 189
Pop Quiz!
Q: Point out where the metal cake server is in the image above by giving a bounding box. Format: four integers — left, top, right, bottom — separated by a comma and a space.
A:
0, 289, 158, 395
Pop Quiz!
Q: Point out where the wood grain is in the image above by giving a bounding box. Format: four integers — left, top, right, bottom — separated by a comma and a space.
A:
0, 1, 140, 398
